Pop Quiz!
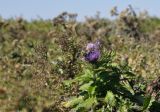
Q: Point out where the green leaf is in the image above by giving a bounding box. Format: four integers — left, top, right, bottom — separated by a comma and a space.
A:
111, 63, 119, 67
88, 86, 96, 96
142, 95, 151, 111
63, 79, 75, 86
75, 97, 97, 110
94, 67, 106, 72
62, 96, 83, 108
76, 69, 93, 82
105, 91, 116, 107
122, 81, 135, 95
79, 81, 93, 91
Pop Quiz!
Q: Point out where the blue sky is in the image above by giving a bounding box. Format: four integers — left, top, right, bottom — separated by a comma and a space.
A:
0, 0, 159, 20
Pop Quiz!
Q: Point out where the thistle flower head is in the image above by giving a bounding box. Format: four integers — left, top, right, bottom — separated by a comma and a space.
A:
84, 41, 101, 63
86, 41, 100, 52
84, 50, 100, 63
86, 43, 96, 51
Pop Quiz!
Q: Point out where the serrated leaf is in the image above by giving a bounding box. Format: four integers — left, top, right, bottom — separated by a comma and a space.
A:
75, 69, 93, 83
105, 91, 116, 107
111, 63, 119, 67
75, 97, 97, 110
88, 86, 96, 95
142, 95, 151, 111
94, 67, 106, 71
122, 81, 135, 95
61, 96, 83, 108
79, 81, 93, 91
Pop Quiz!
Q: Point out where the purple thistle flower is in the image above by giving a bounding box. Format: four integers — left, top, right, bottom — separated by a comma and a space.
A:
84, 41, 101, 63
86, 41, 100, 52
84, 50, 100, 63
86, 43, 96, 51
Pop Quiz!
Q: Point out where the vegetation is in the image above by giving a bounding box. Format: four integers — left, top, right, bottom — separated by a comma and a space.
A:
0, 6, 160, 112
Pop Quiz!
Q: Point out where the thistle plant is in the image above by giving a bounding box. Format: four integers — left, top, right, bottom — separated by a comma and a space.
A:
62, 41, 146, 112
111, 5, 143, 41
